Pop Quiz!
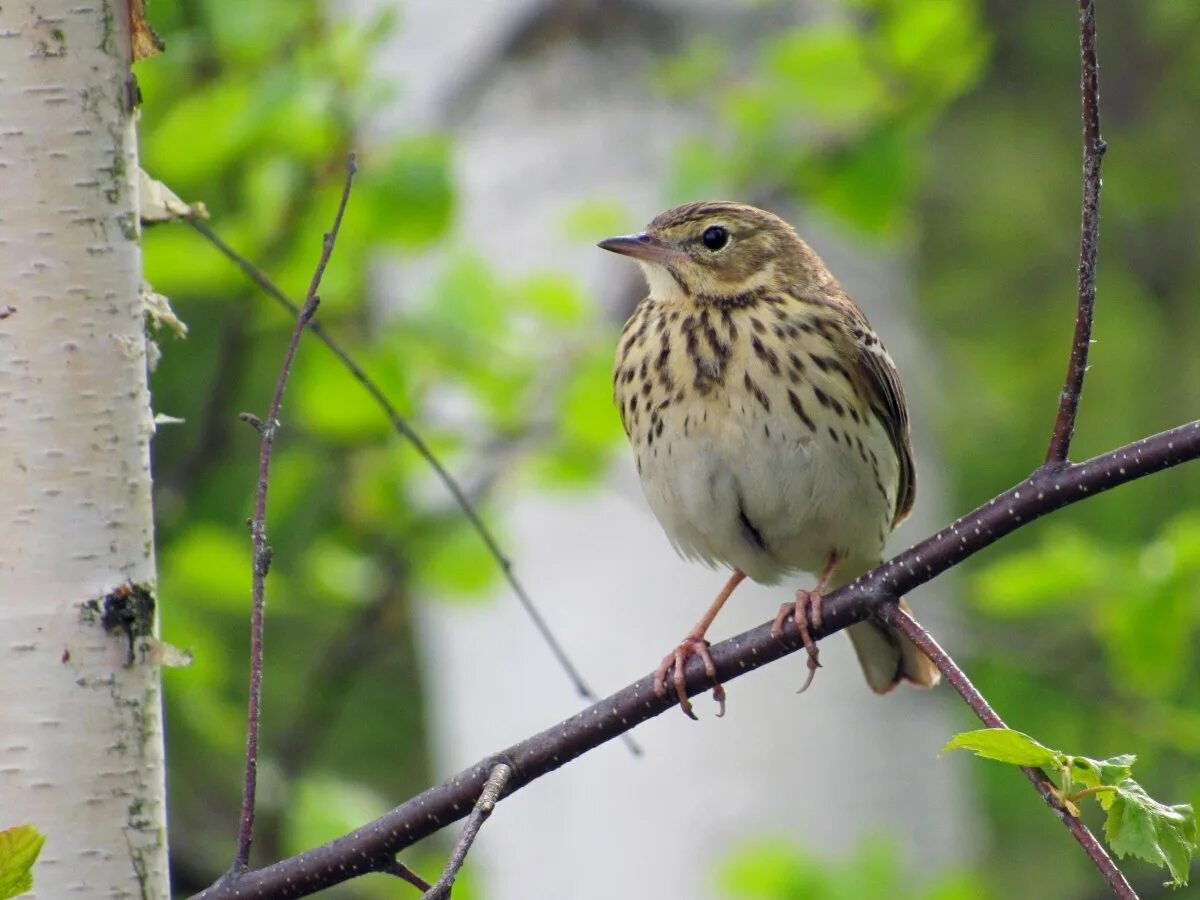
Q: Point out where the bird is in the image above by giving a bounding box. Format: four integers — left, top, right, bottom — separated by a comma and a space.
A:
600, 200, 940, 719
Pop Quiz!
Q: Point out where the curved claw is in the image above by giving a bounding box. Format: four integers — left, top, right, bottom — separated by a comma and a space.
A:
772, 589, 826, 692
653, 635, 723, 720
796, 649, 821, 694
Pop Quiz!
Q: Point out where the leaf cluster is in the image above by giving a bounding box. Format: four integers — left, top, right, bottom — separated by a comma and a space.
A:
945, 729, 1197, 888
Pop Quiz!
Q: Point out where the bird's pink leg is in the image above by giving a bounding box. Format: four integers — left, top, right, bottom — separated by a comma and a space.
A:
654, 569, 747, 720
771, 551, 843, 693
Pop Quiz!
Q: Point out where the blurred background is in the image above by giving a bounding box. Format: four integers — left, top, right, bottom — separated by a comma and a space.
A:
139, 1, 1200, 897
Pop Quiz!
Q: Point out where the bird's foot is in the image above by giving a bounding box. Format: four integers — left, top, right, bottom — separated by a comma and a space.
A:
653, 633, 724, 720
771, 588, 825, 693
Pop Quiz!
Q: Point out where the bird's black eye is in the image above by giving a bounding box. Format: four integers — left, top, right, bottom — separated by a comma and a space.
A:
701, 225, 728, 251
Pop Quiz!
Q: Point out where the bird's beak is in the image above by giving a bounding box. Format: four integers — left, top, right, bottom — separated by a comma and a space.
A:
597, 232, 679, 264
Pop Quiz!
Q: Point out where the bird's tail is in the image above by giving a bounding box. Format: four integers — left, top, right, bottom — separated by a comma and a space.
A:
833, 567, 940, 693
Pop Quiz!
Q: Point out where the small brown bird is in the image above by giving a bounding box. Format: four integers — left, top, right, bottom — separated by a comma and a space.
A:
601, 201, 939, 718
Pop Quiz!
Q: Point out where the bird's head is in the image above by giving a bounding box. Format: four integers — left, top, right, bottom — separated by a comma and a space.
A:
598, 201, 830, 303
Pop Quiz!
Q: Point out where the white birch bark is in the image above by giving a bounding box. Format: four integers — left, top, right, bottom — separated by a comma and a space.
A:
0, 2, 169, 897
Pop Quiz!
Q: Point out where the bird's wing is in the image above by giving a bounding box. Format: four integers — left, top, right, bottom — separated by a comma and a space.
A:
840, 308, 916, 527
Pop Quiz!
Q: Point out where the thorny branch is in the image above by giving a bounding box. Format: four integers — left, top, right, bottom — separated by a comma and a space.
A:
1046, 0, 1106, 465
183, 214, 638, 755
194, 416, 1200, 900
229, 155, 358, 873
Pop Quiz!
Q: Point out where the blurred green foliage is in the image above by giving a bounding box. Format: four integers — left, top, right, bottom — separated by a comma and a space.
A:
662, 0, 989, 235
137, 1, 616, 893
716, 837, 991, 900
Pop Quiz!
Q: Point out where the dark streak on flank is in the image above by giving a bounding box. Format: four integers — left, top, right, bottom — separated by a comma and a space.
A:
737, 502, 768, 552
812, 385, 845, 417
787, 389, 816, 431
743, 371, 771, 412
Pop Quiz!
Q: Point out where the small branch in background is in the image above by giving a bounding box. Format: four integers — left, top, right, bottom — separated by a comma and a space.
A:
1046, 0, 1106, 465
230, 154, 358, 873
183, 214, 635, 755
422, 764, 512, 900
382, 861, 432, 893
885, 606, 1137, 899
193, 418, 1200, 900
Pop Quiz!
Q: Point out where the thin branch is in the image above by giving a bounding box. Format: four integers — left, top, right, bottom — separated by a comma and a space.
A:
382, 861, 432, 893
886, 607, 1137, 899
182, 215, 629, 748
230, 154, 358, 873
422, 764, 512, 900
1046, 0, 1106, 464
195, 418, 1200, 899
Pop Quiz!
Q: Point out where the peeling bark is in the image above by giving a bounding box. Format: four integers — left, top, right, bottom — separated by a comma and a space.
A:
0, 2, 169, 897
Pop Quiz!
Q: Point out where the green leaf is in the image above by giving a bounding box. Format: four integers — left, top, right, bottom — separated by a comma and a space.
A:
878, 0, 990, 106
764, 28, 888, 123
972, 526, 1111, 616
717, 839, 829, 898
515, 272, 587, 326
1104, 780, 1197, 888
803, 126, 917, 235
942, 728, 1061, 768
415, 521, 501, 600
160, 523, 251, 613
559, 199, 633, 243
355, 136, 455, 248
293, 350, 391, 443
653, 36, 729, 98
283, 775, 388, 856
1069, 754, 1136, 802
946, 728, 1196, 886
0, 824, 45, 900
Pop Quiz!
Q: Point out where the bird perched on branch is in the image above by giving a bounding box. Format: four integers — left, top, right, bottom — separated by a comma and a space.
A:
600, 201, 939, 719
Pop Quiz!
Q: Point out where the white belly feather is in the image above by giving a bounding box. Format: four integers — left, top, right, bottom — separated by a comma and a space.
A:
633, 388, 897, 585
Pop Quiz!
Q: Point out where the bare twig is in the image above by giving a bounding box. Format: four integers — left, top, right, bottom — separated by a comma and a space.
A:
183, 215, 630, 749
194, 417, 1200, 899
230, 154, 358, 873
1047, 0, 1106, 464
422, 764, 512, 900
885, 606, 1137, 899
382, 861, 432, 893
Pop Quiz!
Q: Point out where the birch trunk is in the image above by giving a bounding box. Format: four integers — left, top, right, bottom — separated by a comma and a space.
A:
0, 1, 169, 896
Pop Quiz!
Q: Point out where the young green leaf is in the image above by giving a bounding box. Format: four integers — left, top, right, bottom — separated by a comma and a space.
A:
945, 729, 1197, 886
1069, 753, 1136, 805
0, 824, 45, 900
942, 728, 1061, 768
1104, 780, 1197, 888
